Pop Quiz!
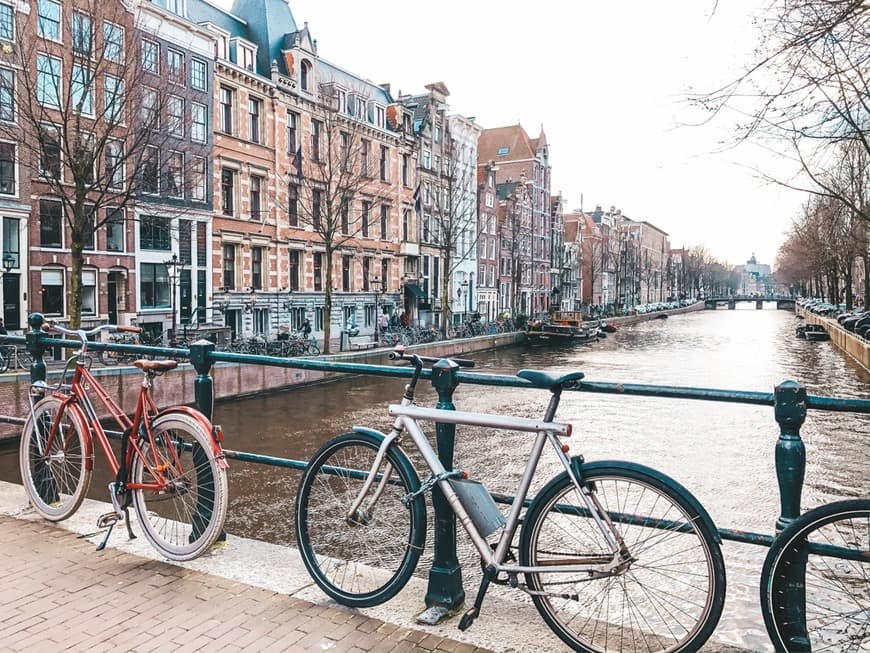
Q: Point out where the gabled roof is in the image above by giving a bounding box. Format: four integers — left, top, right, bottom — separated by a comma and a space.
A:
231, 0, 298, 75
478, 124, 535, 163
318, 59, 393, 106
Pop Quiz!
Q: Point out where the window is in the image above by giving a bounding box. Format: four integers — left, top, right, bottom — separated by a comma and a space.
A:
222, 244, 235, 289
103, 22, 123, 63
141, 87, 158, 129
221, 168, 235, 215
340, 131, 349, 170
0, 4, 13, 42
340, 197, 349, 234
342, 255, 350, 291
248, 97, 260, 143
41, 269, 64, 315
82, 206, 96, 250
376, 105, 385, 129
40, 126, 60, 180
402, 154, 410, 186
361, 139, 370, 176
140, 262, 169, 309
313, 252, 322, 291
0, 68, 11, 123
434, 126, 441, 143
379, 145, 388, 181
380, 204, 388, 239
191, 102, 207, 143
72, 12, 92, 57
140, 215, 170, 250
312, 188, 321, 229
190, 58, 207, 91
311, 119, 321, 161
362, 257, 370, 291
106, 208, 124, 251
141, 146, 159, 193
219, 87, 233, 134
287, 183, 298, 226
0, 141, 12, 195
249, 175, 262, 219
142, 40, 158, 74
361, 200, 370, 238
167, 151, 183, 198
71, 64, 93, 115
104, 75, 124, 124
239, 44, 254, 71
381, 259, 389, 291
37, 0, 60, 40
196, 222, 207, 266
105, 139, 123, 190
36, 55, 61, 108
39, 199, 62, 248
251, 246, 263, 289
288, 250, 300, 291
300, 59, 310, 91
402, 209, 409, 241
497, 146, 509, 156
178, 219, 191, 265
166, 0, 184, 15
422, 150, 431, 170
191, 156, 206, 202
285, 111, 297, 152
168, 95, 184, 137
167, 49, 184, 84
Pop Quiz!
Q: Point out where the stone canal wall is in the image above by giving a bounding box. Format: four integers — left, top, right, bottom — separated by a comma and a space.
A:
0, 331, 525, 439
797, 305, 870, 372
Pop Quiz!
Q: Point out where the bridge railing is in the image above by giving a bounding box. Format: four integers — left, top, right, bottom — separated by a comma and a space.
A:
0, 313, 865, 621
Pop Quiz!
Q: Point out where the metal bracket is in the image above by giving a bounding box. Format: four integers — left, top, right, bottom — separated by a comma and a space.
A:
416, 604, 463, 625
402, 470, 463, 506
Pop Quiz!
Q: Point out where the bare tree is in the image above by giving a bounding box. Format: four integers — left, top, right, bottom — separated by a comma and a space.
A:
283, 84, 394, 353
0, 0, 204, 327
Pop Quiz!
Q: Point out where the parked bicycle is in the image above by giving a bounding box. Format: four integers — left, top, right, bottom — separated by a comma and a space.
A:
98, 332, 139, 366
0, 344, 32, 373
295, 347, 726, 653
760, 499, 869, 652
19, 320, 229, 561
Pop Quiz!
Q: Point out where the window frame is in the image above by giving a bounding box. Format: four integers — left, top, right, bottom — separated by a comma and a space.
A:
191, 101, 207, 143
191, 155, 206, 202
219, 86, 234, 135
0, 3, 13, 42
190, 58, 207, 91
103, 21, 124, 63
0, 140, 16, 196
221, 168, 236, 216
142, 40, 159, 74
37, 0, 61, 42
105, 207, 125, 252
166, 151, 184, 199
248, 96, 261, 143
39, 198, 63, 248
167, 48, 185, 86
36, 53, 62, 109
167, 94, 184, 137
41, 267, 65, 316
139, 261, 170, 309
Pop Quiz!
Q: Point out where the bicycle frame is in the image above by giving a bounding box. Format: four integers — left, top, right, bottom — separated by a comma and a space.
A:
351, 400, 626, 578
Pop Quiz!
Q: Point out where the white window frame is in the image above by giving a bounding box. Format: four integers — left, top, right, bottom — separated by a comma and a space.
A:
0, 3, 14, 42
167, 151, 184, 198
191, 102, 207, 143
167, 48, 185, 85
168, 95, 184, 137
190, 58, 207, 91
191, 155, 206, 202
0, 67, 13, 123
142, 40, 159, 75
37, 0, 61, 42
104, 74, 124, 125
71, 64, 94, 116
105, 138, 124, 190
36, 54, 61, 109
103, 22, 124, 63
0, 139, 16, 196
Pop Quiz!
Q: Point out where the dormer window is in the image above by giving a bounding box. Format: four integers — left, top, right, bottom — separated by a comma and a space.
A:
497, 146, 509, 156
300, 60, 310, 91
376, 105, 385, 129
240, 45, 254, 71
216, 35, 228, 60
167, 0, 184, 16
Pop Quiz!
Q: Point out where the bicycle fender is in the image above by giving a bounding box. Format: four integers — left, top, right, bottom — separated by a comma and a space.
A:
156, 406, 227, 467
351, 426, 389, 441
569, 458, 722, 544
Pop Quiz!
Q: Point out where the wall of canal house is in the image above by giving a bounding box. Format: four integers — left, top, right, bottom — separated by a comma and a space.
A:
0, 302, 706, 440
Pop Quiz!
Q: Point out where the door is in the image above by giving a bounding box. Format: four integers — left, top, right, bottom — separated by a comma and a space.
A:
180, 269, 192, 324
2, 273, 19, 329
197, 270, 206, 324
107, 274, 118, 324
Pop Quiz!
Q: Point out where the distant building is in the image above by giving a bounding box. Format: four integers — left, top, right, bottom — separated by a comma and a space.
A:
735, 252, 772, 295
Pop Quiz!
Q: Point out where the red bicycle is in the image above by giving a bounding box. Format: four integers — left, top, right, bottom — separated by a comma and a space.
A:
19, 322, 228, 561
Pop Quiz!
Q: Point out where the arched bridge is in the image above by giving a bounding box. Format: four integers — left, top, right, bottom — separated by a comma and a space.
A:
704, 295, 796, 310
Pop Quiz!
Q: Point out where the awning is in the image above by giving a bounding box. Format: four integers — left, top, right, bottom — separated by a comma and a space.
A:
405, 283, 425, 298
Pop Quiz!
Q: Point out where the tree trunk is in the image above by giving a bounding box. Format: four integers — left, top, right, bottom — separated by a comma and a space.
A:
323, 247, 333, 355
440, 251, 452, 337
69, 240, 84, 329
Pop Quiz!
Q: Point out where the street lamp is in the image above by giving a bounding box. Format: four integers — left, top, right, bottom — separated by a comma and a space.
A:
2, 254, 14, 274
164, 253, 186, 346
458, 280, 468, 323
371, 276, 385, 342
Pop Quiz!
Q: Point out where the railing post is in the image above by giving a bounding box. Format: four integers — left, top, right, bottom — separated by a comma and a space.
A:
774, 380, 807, 532
25, 313, 47, 385
187, 338, 223, 543
419, 357, 465, 624
188, 339, 215, 420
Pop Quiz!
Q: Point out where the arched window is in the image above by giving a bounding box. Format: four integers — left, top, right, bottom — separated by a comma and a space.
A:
300, 59, 310, 91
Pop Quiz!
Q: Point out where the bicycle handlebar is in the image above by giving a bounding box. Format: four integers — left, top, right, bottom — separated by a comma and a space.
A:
41, 322, 142, 343
389, 345, 475, 368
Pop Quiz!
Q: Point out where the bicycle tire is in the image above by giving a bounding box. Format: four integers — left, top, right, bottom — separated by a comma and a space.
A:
519, 462, 726, 653
295, 431, 426, 608
131, 412, 228, 561
16, 349, 32, 369
19, 396, 92, 521
760, 499, 869, 653
306, 341, 320, 356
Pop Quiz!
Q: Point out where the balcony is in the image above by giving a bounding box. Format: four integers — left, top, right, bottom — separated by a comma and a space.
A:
400, 241, 420, 257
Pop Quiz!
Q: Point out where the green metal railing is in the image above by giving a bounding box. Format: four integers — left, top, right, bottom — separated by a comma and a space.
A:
1, 312, 867, 619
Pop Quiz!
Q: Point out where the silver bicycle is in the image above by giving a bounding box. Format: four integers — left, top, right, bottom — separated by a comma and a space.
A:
295, 348, 726, 653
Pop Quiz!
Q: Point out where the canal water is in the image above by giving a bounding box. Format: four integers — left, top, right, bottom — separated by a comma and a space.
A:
1, 305, 867, 650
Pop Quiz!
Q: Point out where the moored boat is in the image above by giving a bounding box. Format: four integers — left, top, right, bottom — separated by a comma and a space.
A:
796, 324, 829, 341
526, 311, 602, 345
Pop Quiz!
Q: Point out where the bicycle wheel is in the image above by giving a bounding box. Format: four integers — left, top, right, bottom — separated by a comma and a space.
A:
519, 462, 726, 653
305, 340, 320, 356
16, 349, 32, 369
295, 431, 426, 607
131, 412, 228, 561
0, 350, 7, 373
19, 396, 92, 521
760, 499, 869, 653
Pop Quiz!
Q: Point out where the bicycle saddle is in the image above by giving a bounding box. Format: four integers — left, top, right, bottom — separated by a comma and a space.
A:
517, 370, 584, 390
133, 359, 178, 373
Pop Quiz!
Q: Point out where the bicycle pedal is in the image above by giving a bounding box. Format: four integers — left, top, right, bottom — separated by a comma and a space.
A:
458, 608, 477, 631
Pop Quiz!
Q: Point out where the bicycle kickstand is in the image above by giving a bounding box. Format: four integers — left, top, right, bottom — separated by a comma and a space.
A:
95, 483, 136, 551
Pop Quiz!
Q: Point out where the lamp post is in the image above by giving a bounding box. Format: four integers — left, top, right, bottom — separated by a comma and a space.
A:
164, 253, 186, 346
457, 280, 468, 324
371, 276, 384, 343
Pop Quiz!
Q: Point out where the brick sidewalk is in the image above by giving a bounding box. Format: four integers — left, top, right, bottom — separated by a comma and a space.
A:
0, 516, 491, 653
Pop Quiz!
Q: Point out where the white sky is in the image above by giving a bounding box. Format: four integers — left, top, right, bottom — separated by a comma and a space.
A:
282, 0, 804, 268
